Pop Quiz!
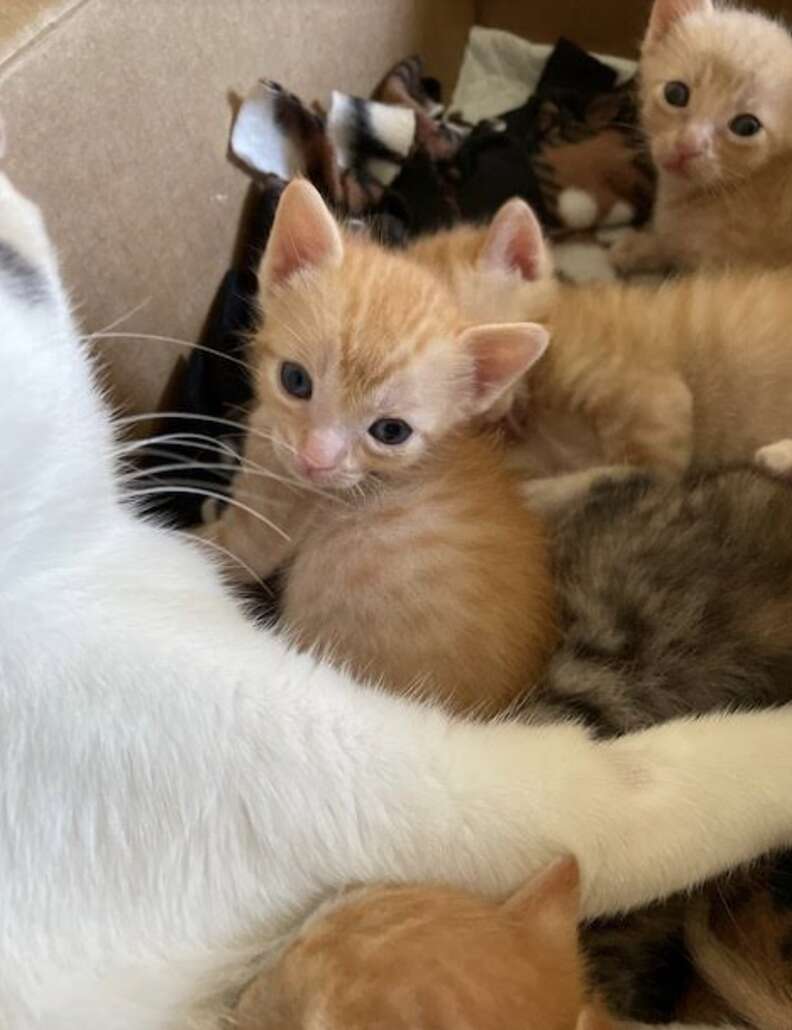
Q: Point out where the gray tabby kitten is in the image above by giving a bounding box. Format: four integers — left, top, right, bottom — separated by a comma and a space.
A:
524, 464, 792, 1025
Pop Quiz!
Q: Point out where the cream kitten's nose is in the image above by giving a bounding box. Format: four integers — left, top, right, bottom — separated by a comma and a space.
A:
664, 125, 711, 174
297, 429, 346, 476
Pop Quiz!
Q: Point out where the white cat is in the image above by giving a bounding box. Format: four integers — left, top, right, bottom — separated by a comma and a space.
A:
3, 170, 792, 1030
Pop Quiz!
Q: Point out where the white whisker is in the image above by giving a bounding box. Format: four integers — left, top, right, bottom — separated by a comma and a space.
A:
124, 486, 291, 541
175, 531, 271, 592
113, 412, 300, 459
91, 332, 256, 375
85, 298, 152, 339
115, 432, 243, 461
127, 460, 347, 506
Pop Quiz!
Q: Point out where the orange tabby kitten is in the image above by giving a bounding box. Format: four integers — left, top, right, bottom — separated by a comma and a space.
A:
414, 196, 792, 476
610, 0, 792, 274
234, 858, 620, 1030
200, 180, 556, 713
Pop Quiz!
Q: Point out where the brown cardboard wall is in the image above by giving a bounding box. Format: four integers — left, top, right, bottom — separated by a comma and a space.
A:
0, 0, 474, 412
475, 0, 792, 56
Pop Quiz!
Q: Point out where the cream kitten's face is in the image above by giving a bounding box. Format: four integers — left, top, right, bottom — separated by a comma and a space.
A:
253, 181, 548, 492
235, 858, 617, 1030
641, 0, 792, 188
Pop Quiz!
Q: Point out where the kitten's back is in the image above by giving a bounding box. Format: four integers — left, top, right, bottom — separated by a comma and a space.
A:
532, 465, 792, 734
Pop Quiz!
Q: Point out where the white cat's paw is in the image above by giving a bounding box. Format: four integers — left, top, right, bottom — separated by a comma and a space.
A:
755, 439, 792, 477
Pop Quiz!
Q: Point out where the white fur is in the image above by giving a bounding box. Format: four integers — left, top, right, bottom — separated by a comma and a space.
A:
3, 172, 792, 1028
557, 187, 598, 229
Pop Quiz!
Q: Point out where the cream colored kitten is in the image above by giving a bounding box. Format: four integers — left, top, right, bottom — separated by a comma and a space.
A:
201, 181, 557, 713
610, 0, 792, 274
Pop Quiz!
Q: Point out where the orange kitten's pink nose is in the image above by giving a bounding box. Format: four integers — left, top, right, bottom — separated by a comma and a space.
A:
663, 143, 703, 174
297, 429, 346, 475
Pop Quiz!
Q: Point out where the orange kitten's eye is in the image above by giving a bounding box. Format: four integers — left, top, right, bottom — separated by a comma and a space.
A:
280, 361, 313, 400
729, 113, 762, 137
369, 418, 413, 446
663, 81, 690, 107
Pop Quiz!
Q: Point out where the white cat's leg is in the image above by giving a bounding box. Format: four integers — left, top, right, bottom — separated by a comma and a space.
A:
427, 705, 792, 919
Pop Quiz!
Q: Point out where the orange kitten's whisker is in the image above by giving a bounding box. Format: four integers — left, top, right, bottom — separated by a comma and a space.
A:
114, 412, 284, 452
124, 486, 291, 542
124, 460, 347, 506
129, 474, 280, 512
175, 530, 271, 592
115, 432, 243, 461
91, 332, 256, 375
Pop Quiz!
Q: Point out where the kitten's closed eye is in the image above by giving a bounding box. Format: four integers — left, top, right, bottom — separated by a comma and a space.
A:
369, 418, 413, 446
281, 361, 313, 400
663, 80, 690, 108
729, 113, 762, 138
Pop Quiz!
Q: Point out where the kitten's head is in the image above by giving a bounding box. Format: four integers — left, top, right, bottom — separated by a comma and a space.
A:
236, 857, 617, 1030
252, 180, 548, 491
640, 0, 792, 188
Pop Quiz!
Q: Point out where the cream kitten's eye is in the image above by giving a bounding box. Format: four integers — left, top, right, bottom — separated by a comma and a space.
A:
664, 81, 690, 108
280, 361, 313, 400
729, 113, 762, 137
369, 418, 413, 446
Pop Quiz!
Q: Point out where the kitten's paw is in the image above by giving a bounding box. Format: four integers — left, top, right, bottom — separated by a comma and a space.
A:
608, 229, 663, 276
755, 439, 792, 477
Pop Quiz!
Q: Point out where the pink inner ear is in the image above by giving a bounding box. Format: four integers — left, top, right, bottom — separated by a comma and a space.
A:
262, 179, 343, 288
480, 198, 546, 282
646, 0, 713, 45
460, 322, 549, 414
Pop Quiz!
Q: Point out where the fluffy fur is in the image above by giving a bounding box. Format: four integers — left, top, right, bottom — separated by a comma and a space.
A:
427, 198, 792, 475
523, 465, 792, 1022
10, 169, 792, 1028
203, 183, 556, 712
610, 0, 792, 273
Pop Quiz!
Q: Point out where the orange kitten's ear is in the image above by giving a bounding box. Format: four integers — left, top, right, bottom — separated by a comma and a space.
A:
502, 856, 581, 927
576, 1002, 619, 1030
260, 178, 343, 289
459, 322, 549, 415
479, 197, 549, 282
645, 0, 713, 46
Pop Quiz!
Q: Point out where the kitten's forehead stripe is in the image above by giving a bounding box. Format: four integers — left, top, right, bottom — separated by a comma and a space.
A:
0, 240, 48, 303
338, 241, 459, 396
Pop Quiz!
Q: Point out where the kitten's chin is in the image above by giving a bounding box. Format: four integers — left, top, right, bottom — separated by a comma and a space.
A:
293, 465, 363, 493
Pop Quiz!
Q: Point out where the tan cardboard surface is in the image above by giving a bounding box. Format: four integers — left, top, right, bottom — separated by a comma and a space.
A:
0, 0, 473, 412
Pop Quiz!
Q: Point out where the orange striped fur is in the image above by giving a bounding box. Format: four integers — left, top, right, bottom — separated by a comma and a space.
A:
200, 180, 556, 713
235, 858, 618, 1030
